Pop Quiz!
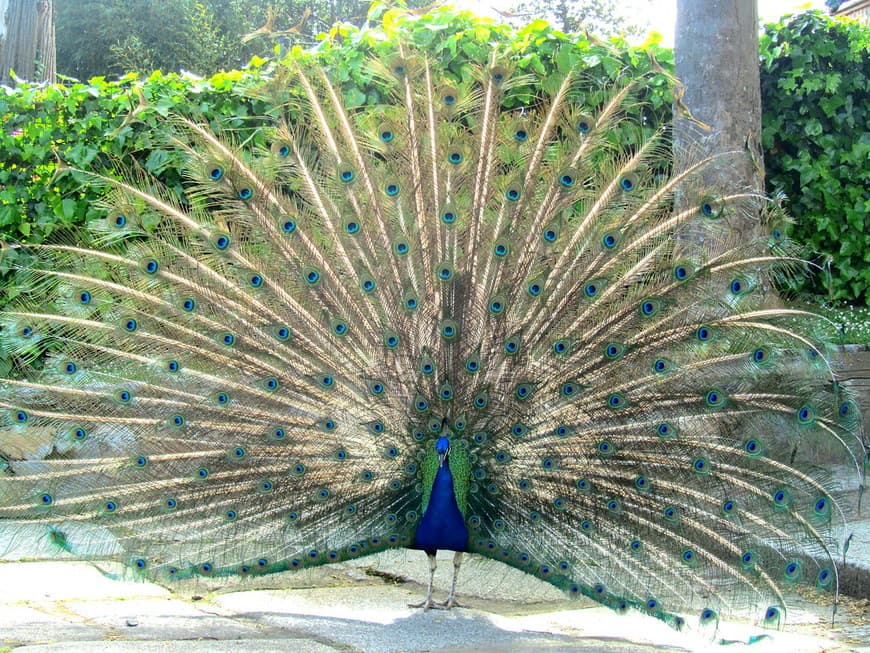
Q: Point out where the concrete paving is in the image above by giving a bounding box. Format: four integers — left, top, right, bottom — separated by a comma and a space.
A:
0, 553, 867, 653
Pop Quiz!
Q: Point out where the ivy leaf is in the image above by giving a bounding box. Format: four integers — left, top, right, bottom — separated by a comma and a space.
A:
61, 198, 77, 220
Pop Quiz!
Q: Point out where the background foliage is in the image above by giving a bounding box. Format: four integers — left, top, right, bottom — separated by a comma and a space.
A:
760, 11, 868, 305
507, 0, 648, 38
53, 0, 646, 80
0, 6, 676, 374
2, 6, 673, 248
1, 7, 867, 347
54, 0, 416, 79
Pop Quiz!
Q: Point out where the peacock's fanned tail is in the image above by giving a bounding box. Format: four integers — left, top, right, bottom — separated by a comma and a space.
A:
0, 44, 865, 629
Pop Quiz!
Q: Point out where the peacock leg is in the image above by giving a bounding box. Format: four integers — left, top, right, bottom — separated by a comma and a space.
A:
435, 551, 463, 609
408, 551, 439, 609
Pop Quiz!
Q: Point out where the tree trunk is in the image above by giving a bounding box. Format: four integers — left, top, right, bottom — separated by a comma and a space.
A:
36, 0, 54, 81
0, 0, 55, 84
674, 1, 870, 599
673, 0, 764, 244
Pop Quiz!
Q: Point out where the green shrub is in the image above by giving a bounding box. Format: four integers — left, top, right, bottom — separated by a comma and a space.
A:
3, 7, 867, 312
0, 66, 271, 244
0, 6, 673, 249
760, 11, 869, 305
0, 7, 675, 374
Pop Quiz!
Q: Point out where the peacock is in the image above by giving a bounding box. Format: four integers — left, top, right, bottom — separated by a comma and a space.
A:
0, 25, 866, 633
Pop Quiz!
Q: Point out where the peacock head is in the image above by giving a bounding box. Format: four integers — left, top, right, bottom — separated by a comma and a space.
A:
436, 435, 450, 467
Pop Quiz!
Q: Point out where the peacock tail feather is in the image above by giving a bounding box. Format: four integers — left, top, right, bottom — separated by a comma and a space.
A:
0, 33, 865, 630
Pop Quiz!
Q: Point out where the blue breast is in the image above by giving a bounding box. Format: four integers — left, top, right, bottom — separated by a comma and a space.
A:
413, 463, 469, 553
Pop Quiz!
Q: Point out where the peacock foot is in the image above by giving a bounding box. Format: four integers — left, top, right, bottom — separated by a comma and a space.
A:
408, 595, 461, 610
434, 595, 463, 609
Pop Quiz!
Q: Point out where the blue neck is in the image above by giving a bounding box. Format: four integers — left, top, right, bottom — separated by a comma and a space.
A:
413, 462, 469, 554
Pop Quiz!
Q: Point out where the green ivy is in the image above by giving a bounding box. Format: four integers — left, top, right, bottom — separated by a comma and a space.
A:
760, 11, 869, 305
0, 66, 270, 245
0, 6, 673, 248
0, 6, 677, 377
3, 7, 866, 315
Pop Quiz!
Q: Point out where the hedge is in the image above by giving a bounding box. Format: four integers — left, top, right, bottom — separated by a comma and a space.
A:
1, 6, 866, 315
760, 11, 869, 305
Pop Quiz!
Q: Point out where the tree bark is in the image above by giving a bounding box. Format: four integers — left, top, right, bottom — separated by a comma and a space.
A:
673, 0, 764, 243
36, 0, 54, 81
0, 0, 55, 84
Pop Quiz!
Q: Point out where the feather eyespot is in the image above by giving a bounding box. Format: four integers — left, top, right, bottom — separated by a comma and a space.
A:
784, 560, 802, 581
764, 606, 781, 624
817, 568, 834, 588
797, 404, 815, 424
772, 488, 791, 508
